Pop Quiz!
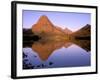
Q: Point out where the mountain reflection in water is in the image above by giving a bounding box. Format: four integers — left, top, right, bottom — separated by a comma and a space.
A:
23, 40, 91, 69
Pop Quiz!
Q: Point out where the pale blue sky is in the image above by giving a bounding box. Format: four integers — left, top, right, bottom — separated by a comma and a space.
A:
23, 10, 91, 31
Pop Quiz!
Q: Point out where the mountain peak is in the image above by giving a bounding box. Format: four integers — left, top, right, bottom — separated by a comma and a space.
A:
32, 15, 72, 35
32, 15, 54, 33
86, 24, 90, 26
37, 15, 52, 25
72, 24, 91, 37
39, 15, 48, 19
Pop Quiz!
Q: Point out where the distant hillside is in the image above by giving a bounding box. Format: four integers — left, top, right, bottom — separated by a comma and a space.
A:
55, 26, 72, 34
63, 28, 72, 34
72, 24, 91, 39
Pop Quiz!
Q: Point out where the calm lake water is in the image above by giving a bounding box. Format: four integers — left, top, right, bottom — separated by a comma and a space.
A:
23, 42, 91, 69
23, 41, 91, 69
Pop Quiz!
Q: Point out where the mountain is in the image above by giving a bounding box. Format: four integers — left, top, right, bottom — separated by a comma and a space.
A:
36, 15, 53, 26
63, 28, 72, 34
54, 26, 66, 35
24, 15, 90, 41
72, 24, 91, 38
32, 15, 54, 34
32, 15, 70, 35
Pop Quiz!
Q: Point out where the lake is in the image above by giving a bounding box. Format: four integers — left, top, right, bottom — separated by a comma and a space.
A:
23, 40, 91, 69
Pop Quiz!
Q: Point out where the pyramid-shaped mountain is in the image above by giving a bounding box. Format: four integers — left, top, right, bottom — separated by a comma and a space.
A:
32, 15, 54, 33
32, 15, 68, 35
36, 15, 53, 26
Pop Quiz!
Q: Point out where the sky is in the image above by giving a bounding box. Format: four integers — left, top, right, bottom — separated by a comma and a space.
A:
23, 10, 91, 32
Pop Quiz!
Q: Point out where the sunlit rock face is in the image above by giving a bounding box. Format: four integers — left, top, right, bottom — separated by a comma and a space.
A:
32, 15, 53, 33
32, 15, 71, 36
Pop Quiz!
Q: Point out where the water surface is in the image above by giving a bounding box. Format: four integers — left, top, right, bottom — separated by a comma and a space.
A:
23, 40, 91, 69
